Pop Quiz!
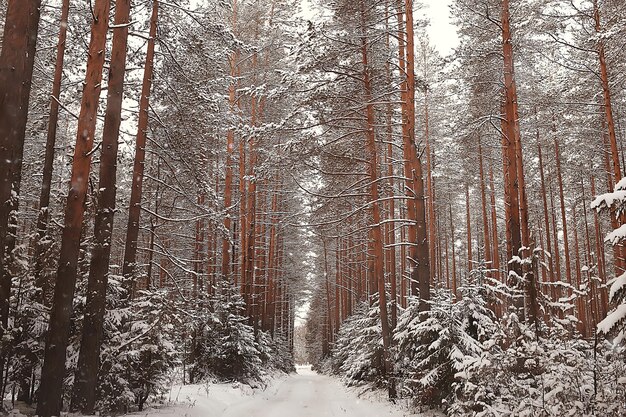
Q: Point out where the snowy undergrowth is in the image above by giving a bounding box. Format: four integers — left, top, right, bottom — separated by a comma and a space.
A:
450, 319, 626, 416
135, 372, 288, 417
3, 373, 288, 417
323, 281, 626, 416
2, 278, 294, 415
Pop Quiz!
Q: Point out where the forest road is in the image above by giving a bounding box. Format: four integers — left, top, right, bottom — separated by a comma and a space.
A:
219, 366, 412, 417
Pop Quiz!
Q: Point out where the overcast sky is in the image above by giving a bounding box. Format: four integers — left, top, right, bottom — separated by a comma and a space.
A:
299, 0, 459, 55
422, 0, 458, 54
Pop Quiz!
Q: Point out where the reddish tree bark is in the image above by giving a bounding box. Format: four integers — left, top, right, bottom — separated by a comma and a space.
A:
383, 0, 398, 329
450, 203, 458, 300
400, 212, 407, 308
489, 164, 502, 315
593, 0, 624, 274
478, 137, 492, 276
37, 2, 111, 416
398, 0, 430, 311
266, 190, 279, 334
536, 135, 556, 296
554, 138, 574, 300
323, 238, 333, 345
334, 237, 341, 338
572, 202, 587, 336
500, 101, 514, 265
33, 0, 70, 304
465, 183, 473, 270
0, 0, 42, 353
591, 177, 609, 319
501, 0, 535, 323
548, 164, 563, 312
122, 0, 159, 285
72, 0, 135, 411
238, 127, 247, 293
221, 48, 237, 281
359, 1, 394, 396
244, 93, 259, 325
580, 180, 593, 269
424, 87, 437, 283
439, 228, 452, 290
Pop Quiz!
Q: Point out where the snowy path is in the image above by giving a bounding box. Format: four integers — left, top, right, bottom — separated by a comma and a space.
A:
220, 367, 408, 417
149, 366, 417, 417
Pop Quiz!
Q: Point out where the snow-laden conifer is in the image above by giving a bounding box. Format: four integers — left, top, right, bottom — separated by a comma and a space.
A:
593, 178, 626, 342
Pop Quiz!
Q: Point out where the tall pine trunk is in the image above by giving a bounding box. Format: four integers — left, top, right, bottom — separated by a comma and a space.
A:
122, 0, 158, 287
33, 0, 70, 304
501, 0, 536, 323
0, 0, 42, 364
449, 203, 457, 298
72, 0, 134, 411
384, 0, 397, 328
37, 2, 111, 416
478, 137, 492, 278
399, 0, 430, 311
424, 89, 437, 286
488, 164, 502, 315
554, 138, 574, 304
358, 0, 394, 397
222, 0, 238, 283
591, 177, 609, 318
536, 134, 556, 300
593, 0, 624, 275
465, 183, 473, 270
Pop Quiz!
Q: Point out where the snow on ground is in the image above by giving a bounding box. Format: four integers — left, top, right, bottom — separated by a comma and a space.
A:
3, 366, 430, 417
140, 365, 422, 417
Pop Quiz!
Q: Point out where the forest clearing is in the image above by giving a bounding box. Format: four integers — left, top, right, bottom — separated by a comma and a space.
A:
1, 0, 626, 416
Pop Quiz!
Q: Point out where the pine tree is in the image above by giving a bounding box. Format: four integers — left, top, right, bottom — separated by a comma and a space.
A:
37, 2, 111, 415
0, 0, 42, 381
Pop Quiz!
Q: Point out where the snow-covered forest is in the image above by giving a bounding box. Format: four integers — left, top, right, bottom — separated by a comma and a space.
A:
1, 0, 626, 415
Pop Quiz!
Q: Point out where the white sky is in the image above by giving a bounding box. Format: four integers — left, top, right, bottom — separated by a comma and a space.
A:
422, 0, 458, 54
299, 0, 459, 55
